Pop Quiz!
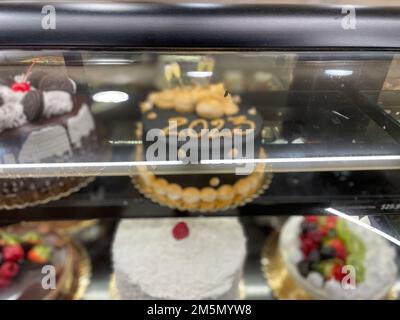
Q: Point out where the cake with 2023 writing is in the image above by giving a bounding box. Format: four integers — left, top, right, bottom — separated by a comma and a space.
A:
134, 81, 272, 212
0, 68, 99, 209
112, 217, 246, 299
279, 216, 398, 299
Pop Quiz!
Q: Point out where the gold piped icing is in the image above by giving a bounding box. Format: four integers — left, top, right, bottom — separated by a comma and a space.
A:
149, 84, 240, 120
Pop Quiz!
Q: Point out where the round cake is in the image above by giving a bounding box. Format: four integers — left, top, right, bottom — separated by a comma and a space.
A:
112, 217, 246, 299
279, 216, 398, 299
134, 78, 272, 212
0, 226, 76, 300
0, 68, 100, 209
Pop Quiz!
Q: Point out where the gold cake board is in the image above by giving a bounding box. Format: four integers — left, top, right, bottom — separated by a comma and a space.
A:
55, 239, 92, 300
0, 177, 95, 211
260, 232, 397, 300
132, 121, 273, 213
132, 173, 272, 214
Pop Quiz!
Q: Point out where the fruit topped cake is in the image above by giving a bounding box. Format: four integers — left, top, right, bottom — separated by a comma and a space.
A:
134, 61, 272, 212
0, 62, 100, 209
279, 216, 398, 299
0, 227, 75, 300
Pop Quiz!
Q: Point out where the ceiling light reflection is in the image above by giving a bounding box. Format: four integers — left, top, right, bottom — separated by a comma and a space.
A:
88, 58, 135, 65
325, 69, 353, 77
201, 155, 400, 165
187, 71, 213, 78
93, 91, 129, 103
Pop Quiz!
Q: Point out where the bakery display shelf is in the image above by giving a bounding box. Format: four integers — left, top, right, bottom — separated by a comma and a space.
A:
1, 169, 400, 221
83, 218, 275, 300
3, 215, 399, 300
82, 217, 400, 300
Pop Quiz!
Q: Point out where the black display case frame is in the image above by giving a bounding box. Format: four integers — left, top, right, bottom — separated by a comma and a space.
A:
0, 3, 400, 50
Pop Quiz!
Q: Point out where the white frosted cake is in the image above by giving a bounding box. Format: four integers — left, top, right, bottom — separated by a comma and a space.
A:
279, 216, 398, 300
112, 217, 246, 300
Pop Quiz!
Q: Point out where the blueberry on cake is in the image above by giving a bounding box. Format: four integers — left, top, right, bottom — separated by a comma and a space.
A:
0, 67, 99, 209
134, 63, 272, 212
279, 216, 398, 299
112, 217, 246, 299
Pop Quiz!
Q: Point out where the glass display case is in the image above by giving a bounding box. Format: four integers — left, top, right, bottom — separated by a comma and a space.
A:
1, 2, 400, 300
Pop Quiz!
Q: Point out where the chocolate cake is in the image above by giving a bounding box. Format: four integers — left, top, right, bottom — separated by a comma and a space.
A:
0, 68, 100, 209
134, 80, 272, 212
0, 226, 75, 300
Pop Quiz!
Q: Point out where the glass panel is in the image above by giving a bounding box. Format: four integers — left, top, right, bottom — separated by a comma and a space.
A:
0, 50, 399, 214
0, 50, 399, 179
0, 49, 400, 301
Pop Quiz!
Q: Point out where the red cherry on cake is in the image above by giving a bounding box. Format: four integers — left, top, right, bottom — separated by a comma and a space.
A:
172, 222, 189, 240
11, 82, 30, 92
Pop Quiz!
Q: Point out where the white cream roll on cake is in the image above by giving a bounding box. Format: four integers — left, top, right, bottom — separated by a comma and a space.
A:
112, 217, 247, 300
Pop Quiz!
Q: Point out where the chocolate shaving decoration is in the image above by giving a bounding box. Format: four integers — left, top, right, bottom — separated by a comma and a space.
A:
27, 70, 47, 88
22, 90, 43, 122
38, 73, 74, 95
0, 95, 3, 107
